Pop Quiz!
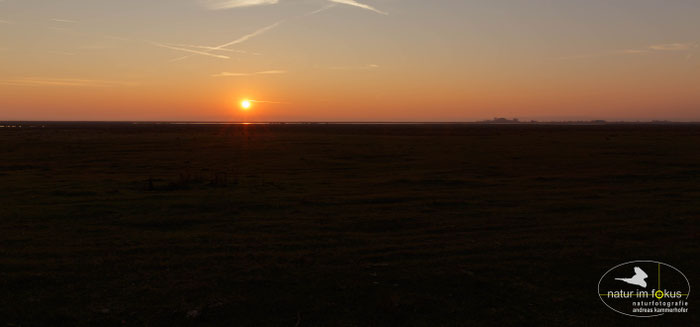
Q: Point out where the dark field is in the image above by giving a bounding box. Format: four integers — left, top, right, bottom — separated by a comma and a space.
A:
1, 123, 698, 326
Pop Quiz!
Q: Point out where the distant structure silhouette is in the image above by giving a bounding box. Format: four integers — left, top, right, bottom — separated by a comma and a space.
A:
481, 117, 520, 124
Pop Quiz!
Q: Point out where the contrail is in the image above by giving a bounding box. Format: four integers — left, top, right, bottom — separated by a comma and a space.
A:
167, 3, 337, 62
165, 2, 357, 63
165, 43, 261, 55
302, 3, 337, 17
203, 0, 387, 15
168, 21, 282, 62
203, 0, 279, 10
213, 21, 282, 49
329, 0, 387, 15
151, 42, 230, 59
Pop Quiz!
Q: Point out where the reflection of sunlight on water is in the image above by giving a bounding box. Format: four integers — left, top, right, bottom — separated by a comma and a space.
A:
133, 122, 468, 125
136, 122, 271, 125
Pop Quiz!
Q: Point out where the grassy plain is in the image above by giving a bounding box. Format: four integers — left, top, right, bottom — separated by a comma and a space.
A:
1, 123, 698, 326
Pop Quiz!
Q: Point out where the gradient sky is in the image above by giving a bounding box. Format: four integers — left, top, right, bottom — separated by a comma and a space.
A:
1, 0, 699, 121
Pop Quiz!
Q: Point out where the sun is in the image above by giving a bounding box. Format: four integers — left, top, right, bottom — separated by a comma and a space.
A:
241, 100, 251, 110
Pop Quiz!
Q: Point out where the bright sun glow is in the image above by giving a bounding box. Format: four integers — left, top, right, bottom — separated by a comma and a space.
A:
241, 100, 251, 110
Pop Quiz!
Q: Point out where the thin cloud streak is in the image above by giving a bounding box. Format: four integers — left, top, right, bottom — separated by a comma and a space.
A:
51, 18, 78, 23
0, 19, 11, 24
617, 49, 650, 54
558, 42, 698, 60
0, 78, 136, 87
48, 50, 77, 56
212, 70, 287, 77
329, 63, 379, 70
250, 99, 288, 104
202, 0, 278, 10
79, 44, 117, 50
329, 0, 387, 15
649, 42, 697, 51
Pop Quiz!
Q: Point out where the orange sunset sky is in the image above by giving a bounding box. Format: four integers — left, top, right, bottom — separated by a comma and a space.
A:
1, 0, 699, 121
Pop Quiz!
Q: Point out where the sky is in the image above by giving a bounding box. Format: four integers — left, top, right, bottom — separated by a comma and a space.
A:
1, 0, 699, 122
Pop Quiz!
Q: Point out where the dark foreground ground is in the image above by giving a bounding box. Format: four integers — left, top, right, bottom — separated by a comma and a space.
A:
0, 123, 698, 326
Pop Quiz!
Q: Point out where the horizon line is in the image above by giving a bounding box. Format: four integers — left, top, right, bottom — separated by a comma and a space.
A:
2, 120, 700, 124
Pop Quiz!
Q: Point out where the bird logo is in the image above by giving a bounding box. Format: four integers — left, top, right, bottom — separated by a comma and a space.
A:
615, 266, 648, 288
